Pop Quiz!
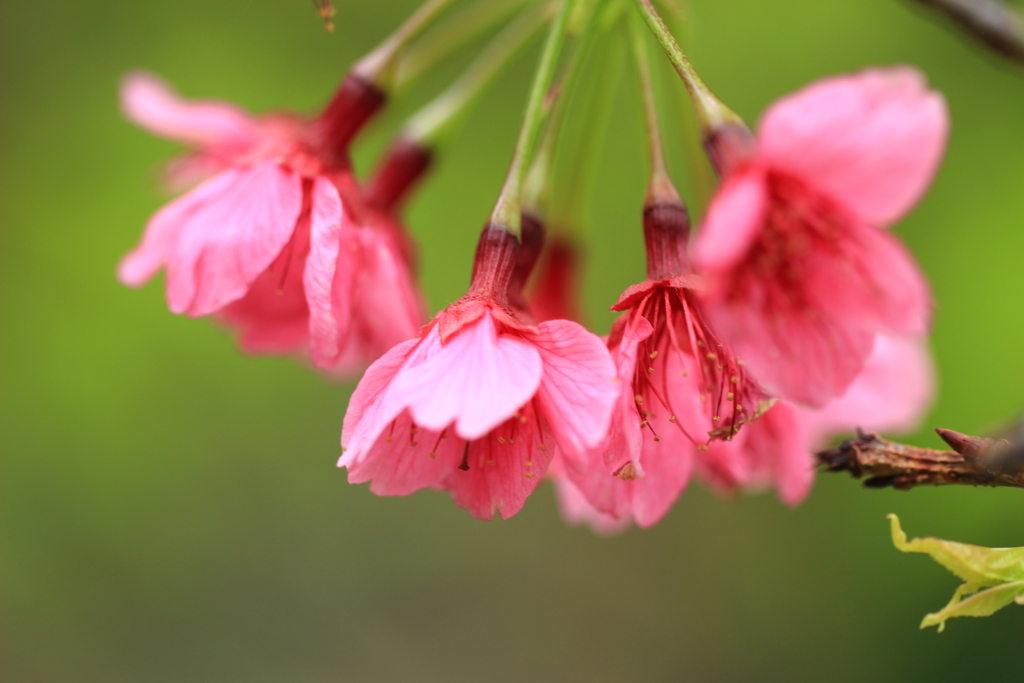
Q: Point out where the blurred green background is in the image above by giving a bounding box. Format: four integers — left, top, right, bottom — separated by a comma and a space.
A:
5, 0, 1024, 680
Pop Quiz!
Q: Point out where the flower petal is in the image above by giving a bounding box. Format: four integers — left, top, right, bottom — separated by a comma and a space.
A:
349, 227, 427, 358
530, 319, 618, 459
575, 315, 652, 477
121, 71, 259, 148
344, 411, 464, 496
552, 473, 632, 536
801, 334, 935, 444
445, 415, 555, 520
758, 67, 948, 226
164, 162, 304, 316
693, 168, 768, 274
303, 179, 347, 368
340, 338, 420, 456
395, 314, 543, 440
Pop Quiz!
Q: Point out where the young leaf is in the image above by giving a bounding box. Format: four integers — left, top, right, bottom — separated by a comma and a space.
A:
887, 514, 1024, 631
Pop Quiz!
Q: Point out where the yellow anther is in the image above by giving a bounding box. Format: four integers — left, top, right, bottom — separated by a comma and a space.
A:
649, 351, 659, 360
727, 392, 735, 400
713, 416, 721, 422
668, 416, 677, 423
635, 395, 644, 404
706, 353, 717, 360
696, 444, 709, 451
429, 452, 437, 459
525, 472, 534, 479
539, 444, 547, 451
731, 376, 739, 384
498, 437, 506, 444
647, 367, 655, 375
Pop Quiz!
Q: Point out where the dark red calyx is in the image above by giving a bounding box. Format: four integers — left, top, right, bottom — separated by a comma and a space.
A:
507, 213, 546, 316
315, 73, 387, 166
643, 200, 691, 281
468, 223, 521, 305
365, 137, 434, 212
703, 123, 755, 177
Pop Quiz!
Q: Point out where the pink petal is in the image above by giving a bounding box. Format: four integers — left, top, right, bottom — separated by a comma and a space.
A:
706, 272, 876, 408
165, 162, 304, 316
586, 315, 653, 476
801, 334, 935, 443
552, 473, 632, 536
340, 337, 422, 457
444, 417, 555, 520
303, 179, 347, 368
530, 320, 618, 460
349, 228, 427, 357
841, 223, 932, 337
344, 411, 464, 496
217, 248, 310, 354
693, 168, 768, 274
395, 315, 543, 440
121, 71, 259, 148
628, 426, 695, 527
758, 67, 949, 226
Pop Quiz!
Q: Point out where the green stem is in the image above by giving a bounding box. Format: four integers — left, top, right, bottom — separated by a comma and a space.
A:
628, 8, 673, 198
395, 0, 539, 90
490, 0, 576, 237
547, 11, 627, 233
631, 0, 742, 132
354, 0, 461, 90
523, 1, 600, 215
404, 2, 551, 148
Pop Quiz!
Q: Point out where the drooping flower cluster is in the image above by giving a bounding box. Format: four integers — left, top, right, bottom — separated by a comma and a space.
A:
119, 71, 425, 373
118, 1, 948, 527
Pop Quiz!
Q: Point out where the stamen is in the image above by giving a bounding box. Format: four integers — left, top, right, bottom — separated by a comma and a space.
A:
459, 443, 470, 471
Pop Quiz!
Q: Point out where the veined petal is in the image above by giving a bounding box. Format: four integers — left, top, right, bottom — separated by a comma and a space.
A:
344, 411, 464, 496
303, 178, 346, 368
445, 416, 555, 520
341, 338, 420, 455
118, 167, 240, 287
758, 67, 948, 226
121, 71, 259, 147
165, 162, 304, 316
395, 314, 543, 440
531, 320, 618, 459
593, 315, 654, 476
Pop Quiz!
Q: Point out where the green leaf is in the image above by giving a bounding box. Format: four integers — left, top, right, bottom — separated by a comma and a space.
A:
887, 515, 1024, 631
921, 581, 1024, 633
888, 514, 1024, 585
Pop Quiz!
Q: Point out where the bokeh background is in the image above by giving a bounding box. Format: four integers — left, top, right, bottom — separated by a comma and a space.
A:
5, 0, 1024, 680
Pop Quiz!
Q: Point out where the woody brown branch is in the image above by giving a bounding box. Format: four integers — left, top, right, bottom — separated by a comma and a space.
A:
816, 428, 1024, 490
906, 0, 1024, 63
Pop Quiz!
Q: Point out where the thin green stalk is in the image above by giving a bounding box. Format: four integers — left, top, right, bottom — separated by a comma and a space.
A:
395, 0, 540, 91
404, 2, 551, 148
546, 10, 627, 233
628, 9, 673, 197
354, 0, 462, 90
523, 0, 602, 215
490, 0, 576, 237
631, 0, 742, 132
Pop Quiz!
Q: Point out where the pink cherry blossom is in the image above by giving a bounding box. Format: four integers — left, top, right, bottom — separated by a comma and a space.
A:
557, 334, 934, 533
553, 201, 769, 529
339, 228, 618, 520
694, 67, 947, 407
118, 71, 425, 371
